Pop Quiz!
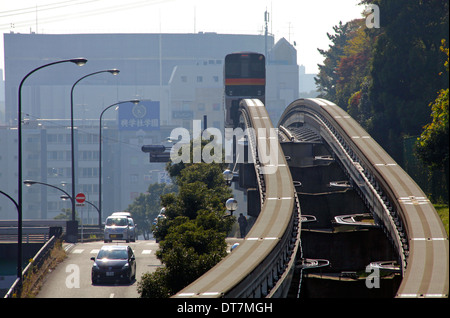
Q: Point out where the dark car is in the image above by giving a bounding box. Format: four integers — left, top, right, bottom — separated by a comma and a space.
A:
91, 245, 136, 284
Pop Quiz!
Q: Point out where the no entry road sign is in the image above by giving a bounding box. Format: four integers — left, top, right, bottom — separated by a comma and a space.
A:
75, 193, 86, 206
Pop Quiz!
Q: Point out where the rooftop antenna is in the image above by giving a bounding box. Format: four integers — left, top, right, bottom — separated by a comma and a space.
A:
264, 8, 269, 63
271, 1, 273, 35
35, 4, 38, 33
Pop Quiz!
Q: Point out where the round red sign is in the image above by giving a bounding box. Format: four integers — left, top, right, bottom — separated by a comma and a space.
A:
75, 193, 86, 203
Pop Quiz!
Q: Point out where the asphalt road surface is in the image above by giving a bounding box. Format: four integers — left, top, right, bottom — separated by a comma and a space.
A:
37, 240, 161, 298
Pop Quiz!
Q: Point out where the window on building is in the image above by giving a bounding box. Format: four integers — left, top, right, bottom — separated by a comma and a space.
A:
82, 167, 99, 177
48, 151, 70, 161
79, 151, 99, 161
130, 174, 139, 184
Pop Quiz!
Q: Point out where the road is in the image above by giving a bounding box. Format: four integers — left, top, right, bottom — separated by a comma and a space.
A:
37, 240, 161, 298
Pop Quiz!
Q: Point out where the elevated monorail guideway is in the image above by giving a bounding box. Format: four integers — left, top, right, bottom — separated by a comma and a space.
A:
174, 99, 300, 298
176, 49, 447, 298
278, 98, 449, 298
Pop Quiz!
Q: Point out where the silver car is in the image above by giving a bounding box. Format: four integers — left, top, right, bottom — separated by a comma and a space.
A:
104, 216, 136, 243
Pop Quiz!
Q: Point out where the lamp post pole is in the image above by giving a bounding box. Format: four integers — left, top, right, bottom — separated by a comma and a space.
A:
17, 58, 87, 280
69, 69, 119, 234
0, 190, 20, 280
98, 100, 139, 227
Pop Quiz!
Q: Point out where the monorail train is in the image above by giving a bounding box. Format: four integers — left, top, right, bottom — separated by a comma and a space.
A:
224, 52, 265, 128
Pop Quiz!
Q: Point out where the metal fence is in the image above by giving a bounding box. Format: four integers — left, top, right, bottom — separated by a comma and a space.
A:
4, 235, 57, 298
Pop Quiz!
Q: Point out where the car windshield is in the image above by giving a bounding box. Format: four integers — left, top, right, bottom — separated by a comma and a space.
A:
106, 217, 127, 226
97, 249, 128, 260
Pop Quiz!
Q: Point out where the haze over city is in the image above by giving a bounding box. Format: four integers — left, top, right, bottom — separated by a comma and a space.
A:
1, 0, 365, 74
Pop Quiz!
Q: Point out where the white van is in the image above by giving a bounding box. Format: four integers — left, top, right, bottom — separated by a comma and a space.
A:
112, 212, 132, 218
104, 215, 136, 243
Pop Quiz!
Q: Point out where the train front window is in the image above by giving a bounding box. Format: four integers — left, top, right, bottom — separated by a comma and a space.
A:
225, 54, 265, 79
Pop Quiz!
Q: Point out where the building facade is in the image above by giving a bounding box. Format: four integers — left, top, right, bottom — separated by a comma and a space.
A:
1, 32, 299, 222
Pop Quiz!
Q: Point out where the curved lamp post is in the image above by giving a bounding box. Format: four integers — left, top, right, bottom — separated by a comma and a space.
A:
24, 180, 101, 231
98, 99, 139, 227
24, 180, 74, 206
70, 69, 120, 224
17, 57, 87, 281
0, 190, 21, 280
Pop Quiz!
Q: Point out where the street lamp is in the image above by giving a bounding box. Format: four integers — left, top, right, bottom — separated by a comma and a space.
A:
24, 180, 74, 205
226, 197, 238, 216
24, 180, 79, 242
98, 99, 139, 227
223, 169, 233, 186
18, 57, 87, 281
70, 69, 120, 230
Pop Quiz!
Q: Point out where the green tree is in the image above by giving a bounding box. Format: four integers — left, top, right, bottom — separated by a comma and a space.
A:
155, 216, 229, 294
416, 40, 449, 202
126, 182, 177, 239
364, 0, 449, 162
154, 163, 233, 243
138, 140, 234, 297
316, 0, 449, 202
316, 18, 376, 125
316, 21, 354, 100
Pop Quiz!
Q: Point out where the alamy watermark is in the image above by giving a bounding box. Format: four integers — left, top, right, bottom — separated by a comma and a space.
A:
169, 120, 280, 174
365, 4, 380, 29
65, 264, 80, 289
64, 263, 381, 289
365, 265, 380, 289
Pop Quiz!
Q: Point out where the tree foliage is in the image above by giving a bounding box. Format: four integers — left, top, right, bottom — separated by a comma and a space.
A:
366, 0, 449, 162
137, 139, 234, 297
416, 40, 449, 194
315, 0, 449, 202
126, 182, 177, 239
316, 18, 376, 126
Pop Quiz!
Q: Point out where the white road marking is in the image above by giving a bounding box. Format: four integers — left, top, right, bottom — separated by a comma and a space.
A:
72, 249, 84, 254
142, 250, 152, 254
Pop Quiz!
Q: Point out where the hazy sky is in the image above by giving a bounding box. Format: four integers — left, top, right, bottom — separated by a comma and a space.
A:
0, 0, 364, 74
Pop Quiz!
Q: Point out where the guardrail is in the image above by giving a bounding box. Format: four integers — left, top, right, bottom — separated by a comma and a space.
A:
4, 235, 58, 298
278, 98, 449, 298
78, 225, 104, 242
174, 99, 301, 298
0, 220, 104, 242
0, 227, 51, 243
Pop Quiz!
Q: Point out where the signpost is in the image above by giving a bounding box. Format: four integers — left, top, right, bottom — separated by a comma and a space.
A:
75, 193, 86, 242
75, 193, 86, 207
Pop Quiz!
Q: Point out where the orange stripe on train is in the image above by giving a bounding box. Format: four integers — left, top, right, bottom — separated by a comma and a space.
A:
225, 78, 266, 85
